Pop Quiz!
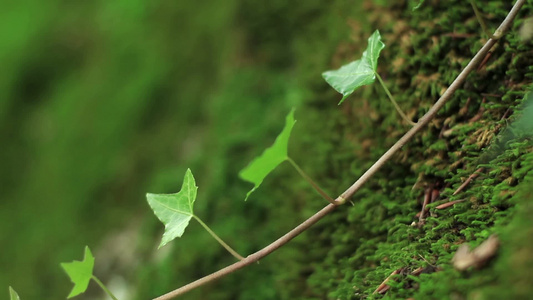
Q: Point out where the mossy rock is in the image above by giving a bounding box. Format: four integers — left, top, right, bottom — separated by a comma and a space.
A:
288, 1, 533, 299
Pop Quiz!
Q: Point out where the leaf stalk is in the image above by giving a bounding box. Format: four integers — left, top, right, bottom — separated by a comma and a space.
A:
91, 275, 119, 300
470, 0, 492, 39
287, 157, 336, 204
375, 72, 416, 126
193, 215, 245, 261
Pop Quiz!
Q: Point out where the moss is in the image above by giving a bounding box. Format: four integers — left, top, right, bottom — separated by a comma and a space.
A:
292, 1, 533, 299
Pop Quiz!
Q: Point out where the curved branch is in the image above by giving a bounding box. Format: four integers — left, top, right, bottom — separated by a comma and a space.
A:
154, 204, 336, 300
154, 1, 525, 299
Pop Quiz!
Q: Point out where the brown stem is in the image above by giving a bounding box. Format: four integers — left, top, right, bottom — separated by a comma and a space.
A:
373, 268, 403, 295
153, 1, 525, 298
153, 204, 337, 300
418, 188, 432, 223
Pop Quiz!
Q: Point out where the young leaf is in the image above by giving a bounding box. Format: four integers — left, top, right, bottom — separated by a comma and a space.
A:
9, 287, 20, 300
322, 30, 385, 104
239, 108, 296, 200
361, 30, 385, 72
147, 168, 198, 248
61, 246, 95, 298
412, 0, 425, 11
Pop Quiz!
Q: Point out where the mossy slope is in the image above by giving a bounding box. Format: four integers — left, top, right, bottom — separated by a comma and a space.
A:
291, 1, 533, 299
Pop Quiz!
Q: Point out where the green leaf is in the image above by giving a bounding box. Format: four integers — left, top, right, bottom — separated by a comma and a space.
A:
412, 0, 425, 11
239, 108, 296, 200
9, 287, 20, 300
361, 30, 385, 71
147, 168, 198, 248
61, 246, 94, 299
322, 30, 385, 104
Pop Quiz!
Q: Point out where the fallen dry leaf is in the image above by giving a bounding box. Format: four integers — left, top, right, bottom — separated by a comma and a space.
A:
452, 235, 500, 271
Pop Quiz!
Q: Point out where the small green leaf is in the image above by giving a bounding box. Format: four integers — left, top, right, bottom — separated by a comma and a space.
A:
322, 30, 385, 104
9, 287, 20, 300
239, 108, 296, 200
61, 246, 94, 298
147, 168, 198, 248
412, 0, 425, 11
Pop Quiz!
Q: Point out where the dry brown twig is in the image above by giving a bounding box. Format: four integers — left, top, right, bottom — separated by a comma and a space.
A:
154, 2, 526, 299
373, 268, 404, 295
453, 167, 485, 195
435, 199, 466, 209
418, 188, 432, 223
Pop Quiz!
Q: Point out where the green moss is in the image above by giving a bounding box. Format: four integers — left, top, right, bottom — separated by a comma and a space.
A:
293, 1, 533, 299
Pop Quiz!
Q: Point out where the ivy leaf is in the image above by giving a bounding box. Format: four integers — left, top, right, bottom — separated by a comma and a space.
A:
61, 246, 94, 299
322, 30, 385, 104
9, 287, 20, 300
239, 108, 296, 200
147, 168, 198, 248
412, 0, 425, 11
361, 30, 385, 71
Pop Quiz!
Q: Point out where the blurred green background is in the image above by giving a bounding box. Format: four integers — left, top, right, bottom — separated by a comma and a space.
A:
1, 0, 363, 299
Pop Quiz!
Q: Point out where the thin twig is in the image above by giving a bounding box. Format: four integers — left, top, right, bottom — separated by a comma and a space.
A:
153, 2, 525, 299
418, 188, 432, 223
443, 32, 476, 38
287, 157, 335, 204
453, 167, 485, 195
477, 51, 493, 71
435, 199, 466, 209
373, 268, 403, 295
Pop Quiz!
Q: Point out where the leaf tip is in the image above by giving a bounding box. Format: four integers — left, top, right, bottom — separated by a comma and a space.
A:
61, 246, 95, 299
157, 241, 167, 249
84, 245, 92, 256
338, 94, 349, 105
244, 187, 258, 201
9, 287, 20, 300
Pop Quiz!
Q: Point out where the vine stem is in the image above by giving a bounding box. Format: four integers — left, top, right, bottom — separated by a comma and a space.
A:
193, 215, 245, 261
339, 0, 523, 200
375, 72, 417, 126
287, 157, 335, 204
153, 1, 525, 299
92, 275, 119, 300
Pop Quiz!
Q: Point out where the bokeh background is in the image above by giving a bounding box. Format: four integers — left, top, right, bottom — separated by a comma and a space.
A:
1, 0, 364, 299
